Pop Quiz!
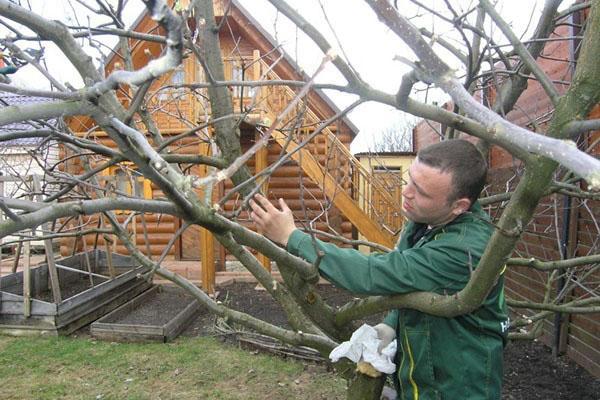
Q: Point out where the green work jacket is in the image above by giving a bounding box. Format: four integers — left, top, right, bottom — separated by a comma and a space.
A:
287, 202, 508, 400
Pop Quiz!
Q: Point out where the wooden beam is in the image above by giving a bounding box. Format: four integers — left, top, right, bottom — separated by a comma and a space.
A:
23, 240, 31, 317
255, 130, 271, 271
11, 241, 22, 274
54, 263, 109, 280
200, 226, 215, 294
78, 215, 95, 287
32, 175, 63, 303
198, 142, 216, 293
104, 234, 116, 279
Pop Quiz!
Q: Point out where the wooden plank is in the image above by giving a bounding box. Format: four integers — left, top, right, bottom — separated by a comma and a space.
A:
54, 264, 109, 280
200, 227, 215, 294
105, 237, 116, 279
93, 322, 163, 336
23, 240, 31, 317
163, 300, 200, 342
0, 327, 58, 336
272, 131, 395, 248
32, 175, 62, 303
164, 299, 200, 342
252, 50, 262, 80
198, 140, 216, 293
79, 216, 95, 286
57, 280, 151, 335
11, 242, 22, 273
255, 130, 271, 272
1, 291, 57, 315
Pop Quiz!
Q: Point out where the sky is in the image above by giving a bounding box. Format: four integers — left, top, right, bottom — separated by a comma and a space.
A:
3, 0, 550, 152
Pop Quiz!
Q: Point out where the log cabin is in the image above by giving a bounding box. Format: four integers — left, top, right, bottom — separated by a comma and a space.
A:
62, 0, 404, 286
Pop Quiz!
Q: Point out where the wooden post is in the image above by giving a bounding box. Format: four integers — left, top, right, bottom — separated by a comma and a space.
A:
101, 211, 116, 279
198, 142, 216, 293
104, 234, 116, 279
42, 239, 62, 303
557, 195, 581, 354
11, 241, 22, 274
255, 131, 271, 272
78, 215, 95, 287
173, 217, 182, 260
252, 50, 261, 81
200, 227, 215, 294
32, 175, 63, 302
140, 212, 152, 259
23, 238, 31, 317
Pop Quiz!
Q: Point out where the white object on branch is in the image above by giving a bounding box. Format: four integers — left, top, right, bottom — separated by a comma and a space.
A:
329, 324, 397, 374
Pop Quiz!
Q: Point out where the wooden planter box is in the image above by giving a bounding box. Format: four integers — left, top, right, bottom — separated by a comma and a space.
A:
0, 250, 151, 336
90, 285, 200, 343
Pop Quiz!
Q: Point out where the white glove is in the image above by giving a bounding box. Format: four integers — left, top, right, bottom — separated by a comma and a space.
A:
329, 324, 397, 375
373, 323, 396, 353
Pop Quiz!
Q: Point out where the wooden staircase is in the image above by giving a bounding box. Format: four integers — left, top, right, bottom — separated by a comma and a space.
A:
255, 61, 401, 249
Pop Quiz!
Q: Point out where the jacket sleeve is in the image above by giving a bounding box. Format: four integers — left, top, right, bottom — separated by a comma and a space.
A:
286, 229, 486, 296
383, 310, 398, 329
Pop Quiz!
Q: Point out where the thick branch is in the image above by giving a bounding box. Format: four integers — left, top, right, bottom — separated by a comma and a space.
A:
0, 197, 179, 238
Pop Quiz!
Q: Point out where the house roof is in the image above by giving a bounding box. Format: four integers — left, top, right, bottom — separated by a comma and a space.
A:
230, 0, 360, 136
114, 0, 359, 137
0, 92, 58, 147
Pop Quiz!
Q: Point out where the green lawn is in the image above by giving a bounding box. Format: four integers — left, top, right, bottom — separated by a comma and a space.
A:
0, 335, 345, 399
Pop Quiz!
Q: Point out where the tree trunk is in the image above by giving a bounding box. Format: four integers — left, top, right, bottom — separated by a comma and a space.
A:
346, 369, 386, 400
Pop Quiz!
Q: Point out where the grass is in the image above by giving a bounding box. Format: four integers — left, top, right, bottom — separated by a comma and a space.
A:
0, 334, 345, 399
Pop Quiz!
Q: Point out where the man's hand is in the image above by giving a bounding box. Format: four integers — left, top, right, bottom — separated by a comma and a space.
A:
373, 323, 395, 353
249, 194, 297, 247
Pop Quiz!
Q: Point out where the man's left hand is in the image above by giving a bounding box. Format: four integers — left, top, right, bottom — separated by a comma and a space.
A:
249, 194, 297, 247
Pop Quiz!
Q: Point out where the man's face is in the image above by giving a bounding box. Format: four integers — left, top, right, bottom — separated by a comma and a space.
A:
402, 159, 467, 227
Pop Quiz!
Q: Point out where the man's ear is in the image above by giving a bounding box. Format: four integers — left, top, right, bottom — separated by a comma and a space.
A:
452, 198, 471, 216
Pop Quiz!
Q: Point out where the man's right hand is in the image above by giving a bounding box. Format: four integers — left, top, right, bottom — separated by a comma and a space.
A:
374, 323, 396, 353
249, 194, 297, 247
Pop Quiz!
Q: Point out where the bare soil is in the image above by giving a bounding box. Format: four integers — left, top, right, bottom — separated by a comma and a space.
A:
109, 285, 195, 326
4, 275, 106, 302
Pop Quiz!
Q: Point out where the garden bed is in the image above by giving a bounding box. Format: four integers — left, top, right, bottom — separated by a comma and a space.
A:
0, 250, 151, 336
91, 284, 199, 342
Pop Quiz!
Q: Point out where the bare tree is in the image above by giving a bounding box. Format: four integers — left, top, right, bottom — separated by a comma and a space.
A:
367, 117, 416, 153
0, 0, 599, 398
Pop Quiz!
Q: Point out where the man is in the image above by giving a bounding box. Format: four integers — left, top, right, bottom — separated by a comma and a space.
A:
250, 139, 508, 399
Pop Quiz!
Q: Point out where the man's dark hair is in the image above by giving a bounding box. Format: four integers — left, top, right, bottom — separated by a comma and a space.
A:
417, 139, 487, 206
